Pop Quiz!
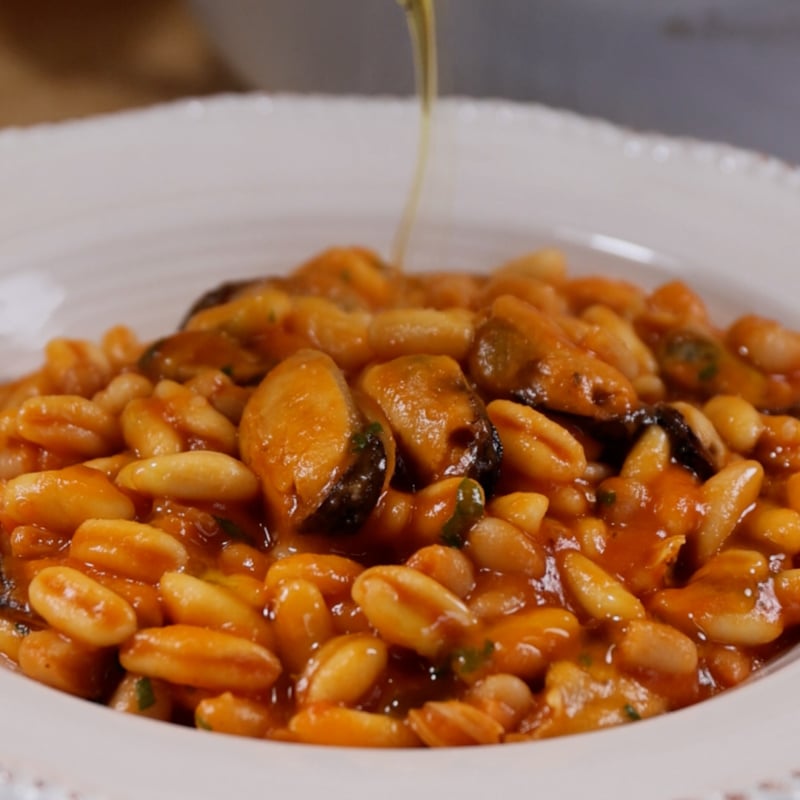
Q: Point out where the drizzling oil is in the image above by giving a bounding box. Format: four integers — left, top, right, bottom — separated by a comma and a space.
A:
393, 0, 437, 267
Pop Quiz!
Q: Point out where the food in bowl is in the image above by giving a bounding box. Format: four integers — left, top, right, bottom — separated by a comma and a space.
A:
1, 245, 799, 747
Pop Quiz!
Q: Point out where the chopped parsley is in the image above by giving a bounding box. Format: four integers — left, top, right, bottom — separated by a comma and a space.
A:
577, 652, 593, 667
440, 478, 484, 548
195, 714, 213, 731
213, 516, 248, 541
135, 676, 156, 711
596, 488, 617, 506
623, 703, 641, 721
350, 421, 383, 453
450, 640, 495, 675
664, 333, 720, 384
13, 622, 30, 636
697, 361, 719, 381
219, 364, 235, 378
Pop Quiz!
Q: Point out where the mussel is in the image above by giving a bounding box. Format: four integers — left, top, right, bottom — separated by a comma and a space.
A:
468, 295, 638, 421
239, 349, 389, 536
358, 354, 502, 494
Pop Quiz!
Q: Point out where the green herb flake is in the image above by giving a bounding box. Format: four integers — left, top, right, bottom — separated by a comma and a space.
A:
220, 364, 235, 378
267, 309, 277, 324
664, 334, 720, 383
577, 652, 592, 667
135, 676, 156, 711
213, 516, 248, 541
350, 421, 383, 453
195, 714, 213, 731
596, 489, 617, 506
451, 640, 495, 674
13, 622, 30, 636
697, 361, 719, 381
440, 478, 485, 548
623, 703, 641, 721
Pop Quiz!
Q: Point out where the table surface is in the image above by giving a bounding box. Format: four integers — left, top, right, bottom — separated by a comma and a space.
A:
0, 0, 243, 129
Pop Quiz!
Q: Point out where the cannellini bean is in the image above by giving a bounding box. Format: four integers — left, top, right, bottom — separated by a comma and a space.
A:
616, 620, 698, 676
466, 517, 546, 578
271, 579, 335, 674
119, 625, 281, 693
559, 550, 645, 622
727, 314, 800, 373
573, 518, 610, 560
693, 460, 764, 563
352, 565, 478, 659
485, 608, 580, 680
116, 451, 260, 501
464, 674, 534, 731
405, 545, 476, 599
619, 425, 670, 482
28, 566, 138, 647
702, 395, 764, 454
757, 415, 800, 472
743, 503, 800, 555
487, 491, 549, 537
701, 610, 783, 647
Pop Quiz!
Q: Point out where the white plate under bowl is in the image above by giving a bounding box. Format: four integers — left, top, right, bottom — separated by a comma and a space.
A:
0, 95, 799, 800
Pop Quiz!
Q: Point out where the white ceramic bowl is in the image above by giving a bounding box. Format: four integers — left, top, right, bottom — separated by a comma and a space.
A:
1, 95, 799, 800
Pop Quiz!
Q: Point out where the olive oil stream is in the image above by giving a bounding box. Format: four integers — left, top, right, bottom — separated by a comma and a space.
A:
393, 0, 437, 266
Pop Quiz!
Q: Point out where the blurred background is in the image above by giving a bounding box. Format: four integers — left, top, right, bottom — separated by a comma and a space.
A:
2, 0, 800, 161
0, 0, 242, 126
